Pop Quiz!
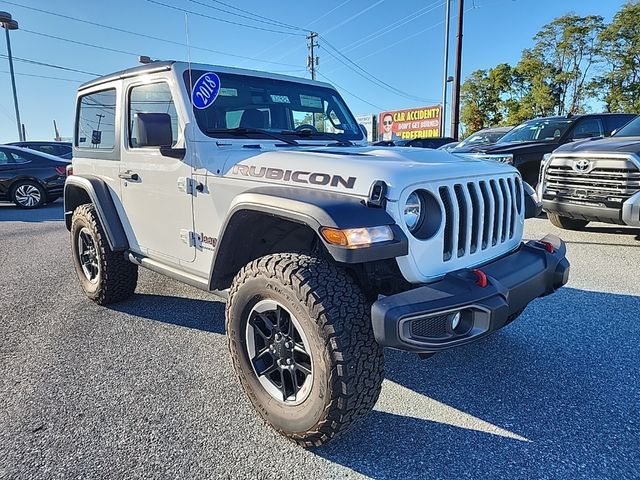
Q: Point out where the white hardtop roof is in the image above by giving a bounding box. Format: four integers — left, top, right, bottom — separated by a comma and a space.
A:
79, 60, 335, 91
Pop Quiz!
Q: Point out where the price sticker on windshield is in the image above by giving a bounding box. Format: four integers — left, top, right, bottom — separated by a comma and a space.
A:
192, 72, 221, 109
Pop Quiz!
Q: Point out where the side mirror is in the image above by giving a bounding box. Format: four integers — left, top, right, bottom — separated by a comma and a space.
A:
135, 112, 173, 147
359, 123, 368, 139
611, 128, 619, 136
523, 181, 542, 219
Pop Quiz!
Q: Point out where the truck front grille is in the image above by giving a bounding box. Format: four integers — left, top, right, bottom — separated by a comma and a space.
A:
438, 175, 523, 262
545, 157, 640, 202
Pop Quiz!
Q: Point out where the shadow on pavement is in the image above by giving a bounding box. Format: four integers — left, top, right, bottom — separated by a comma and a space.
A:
0, 200, 63, 222
316, 287, 640, 479
109, 293, 226, 334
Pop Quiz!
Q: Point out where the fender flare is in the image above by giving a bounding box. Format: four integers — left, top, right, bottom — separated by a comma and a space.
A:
64, 175, 129, 252
209, 186, 408, 289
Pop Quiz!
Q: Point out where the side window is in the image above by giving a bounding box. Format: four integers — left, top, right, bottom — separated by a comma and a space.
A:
76, 89, 117, 150
129, 82, 178, 148
9, 151, 32, 164
36, 145, 57, 156
0, 150, 10, 165
605, 115, 635, 135
571, 118, 604, 140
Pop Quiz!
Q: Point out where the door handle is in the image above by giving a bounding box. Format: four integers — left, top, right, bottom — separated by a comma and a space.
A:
119, 170, 139, 181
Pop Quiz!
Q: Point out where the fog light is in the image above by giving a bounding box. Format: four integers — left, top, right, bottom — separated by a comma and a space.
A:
450, 312, 461, 330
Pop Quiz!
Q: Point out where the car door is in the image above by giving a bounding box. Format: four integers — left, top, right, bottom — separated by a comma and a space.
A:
0, 149, 16, 198
119, 77, 195, 263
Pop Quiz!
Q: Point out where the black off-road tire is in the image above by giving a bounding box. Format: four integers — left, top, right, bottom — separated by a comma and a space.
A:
226, 253, 384, 447
548, 212, 589, 231
70, 203, 138, 305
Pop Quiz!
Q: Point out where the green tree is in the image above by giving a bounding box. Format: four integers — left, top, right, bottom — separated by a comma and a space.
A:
460, 64, 512, 133
591, 1, 640, 112
530, 14, 604, 114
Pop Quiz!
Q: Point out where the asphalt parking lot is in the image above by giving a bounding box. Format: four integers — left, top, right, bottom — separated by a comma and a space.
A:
1, 200, 639, 480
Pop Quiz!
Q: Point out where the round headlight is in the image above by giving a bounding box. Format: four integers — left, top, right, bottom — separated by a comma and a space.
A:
404, 190, 423, 232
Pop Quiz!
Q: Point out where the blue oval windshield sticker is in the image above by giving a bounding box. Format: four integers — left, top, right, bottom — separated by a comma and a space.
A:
191, 72, 221, 109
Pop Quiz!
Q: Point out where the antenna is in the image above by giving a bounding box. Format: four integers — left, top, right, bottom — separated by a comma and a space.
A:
185, 13, 195, 116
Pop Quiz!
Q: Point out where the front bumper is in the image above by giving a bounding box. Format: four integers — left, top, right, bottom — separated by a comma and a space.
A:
371, 235, 570, 353
542, 190, 640, 227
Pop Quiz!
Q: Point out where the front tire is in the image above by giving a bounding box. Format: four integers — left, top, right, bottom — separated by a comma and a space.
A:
226, 253, 384, 447
548, 212, 589, 230
71, 204, 138, 305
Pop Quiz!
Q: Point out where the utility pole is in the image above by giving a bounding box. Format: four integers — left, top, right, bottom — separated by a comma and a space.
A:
440, 0, 451, 137
307, 32, 319, 81
1, 12, 23, 141
450, 0, 464, 140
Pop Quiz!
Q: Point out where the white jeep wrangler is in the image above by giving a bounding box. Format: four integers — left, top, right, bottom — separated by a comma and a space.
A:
64, 61, 569, 447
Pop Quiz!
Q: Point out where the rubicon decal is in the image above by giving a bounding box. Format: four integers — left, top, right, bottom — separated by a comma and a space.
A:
231, 165, 356, 189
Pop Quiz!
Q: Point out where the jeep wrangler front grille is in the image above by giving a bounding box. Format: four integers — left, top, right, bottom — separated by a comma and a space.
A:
545, 157, 640, 203
439, 175, 523, 262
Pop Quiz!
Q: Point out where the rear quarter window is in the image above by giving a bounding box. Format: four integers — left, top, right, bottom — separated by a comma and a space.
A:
76, 89, 117, 150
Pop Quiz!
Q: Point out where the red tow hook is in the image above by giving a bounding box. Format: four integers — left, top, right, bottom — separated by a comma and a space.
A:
539, 240, 555, 253
472, 269, 488, 288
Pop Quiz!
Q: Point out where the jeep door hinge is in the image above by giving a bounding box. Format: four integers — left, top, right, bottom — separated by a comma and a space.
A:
180, 229, 197, 247
177, 177, 203, 195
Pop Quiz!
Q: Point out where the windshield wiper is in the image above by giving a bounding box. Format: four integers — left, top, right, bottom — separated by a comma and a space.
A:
206, 127, 299, 146
281, 129, 354, 147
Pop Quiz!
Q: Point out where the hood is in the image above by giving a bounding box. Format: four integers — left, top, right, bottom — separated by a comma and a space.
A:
218, 145, 517, 201
554, 136, 640, 154
453, 140, 557, 155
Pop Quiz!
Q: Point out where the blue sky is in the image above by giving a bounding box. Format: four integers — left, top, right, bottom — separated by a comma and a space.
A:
0, 0, 629, 142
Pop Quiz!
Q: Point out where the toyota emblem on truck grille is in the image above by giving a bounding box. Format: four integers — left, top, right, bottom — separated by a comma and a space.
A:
573, 159, 592, 173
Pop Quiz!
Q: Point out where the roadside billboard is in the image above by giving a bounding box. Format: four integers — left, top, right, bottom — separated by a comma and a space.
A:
378, 106, 441, 141
354, 113, 375, 142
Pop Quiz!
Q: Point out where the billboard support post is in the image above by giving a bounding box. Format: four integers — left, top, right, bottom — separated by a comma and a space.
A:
440, 0, 451, 137
450, 0, 464, 141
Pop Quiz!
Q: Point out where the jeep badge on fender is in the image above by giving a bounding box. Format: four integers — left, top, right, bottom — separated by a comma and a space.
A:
64, 61, 569, 448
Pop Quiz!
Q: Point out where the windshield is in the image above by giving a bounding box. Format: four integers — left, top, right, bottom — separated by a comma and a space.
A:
457, 129, 509, 149
498, 118, 573, 144
184, 70, 362, 142
614, 116, 640, 137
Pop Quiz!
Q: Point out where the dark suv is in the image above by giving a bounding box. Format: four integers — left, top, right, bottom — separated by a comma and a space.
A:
452, 113, 636, 186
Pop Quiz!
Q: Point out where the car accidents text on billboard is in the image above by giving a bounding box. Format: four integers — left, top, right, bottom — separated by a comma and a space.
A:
378, 105, 441, 141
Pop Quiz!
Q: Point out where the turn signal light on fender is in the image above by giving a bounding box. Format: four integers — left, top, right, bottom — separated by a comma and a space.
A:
320, 225, 394, 248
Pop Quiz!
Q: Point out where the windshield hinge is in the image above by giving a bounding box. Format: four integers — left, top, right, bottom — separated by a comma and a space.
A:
177, 177, 203, 195
180, 229, 197, 247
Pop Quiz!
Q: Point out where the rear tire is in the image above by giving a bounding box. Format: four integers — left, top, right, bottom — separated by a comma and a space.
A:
548, 212, 589, 231
226, 253, 384, 447
11, 181, 45, 209
71, 204, 138, 305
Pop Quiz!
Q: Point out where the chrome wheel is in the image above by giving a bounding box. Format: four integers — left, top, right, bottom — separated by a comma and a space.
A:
14, 184, 42, 207
77, 227, 100, 284
246, 300, 313, 405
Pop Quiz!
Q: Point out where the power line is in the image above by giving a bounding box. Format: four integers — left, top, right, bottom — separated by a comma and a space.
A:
340, 1, 444, 54
21, 29, 143, 57
0, 54, 100, 76
0, 70, 82, 83
186, 0, 305, 32
144, 0, 305, 36
323, 0, 384, 35
0, 1, 302, 68
319, 36, 439, 103
318, 72, 385, 112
